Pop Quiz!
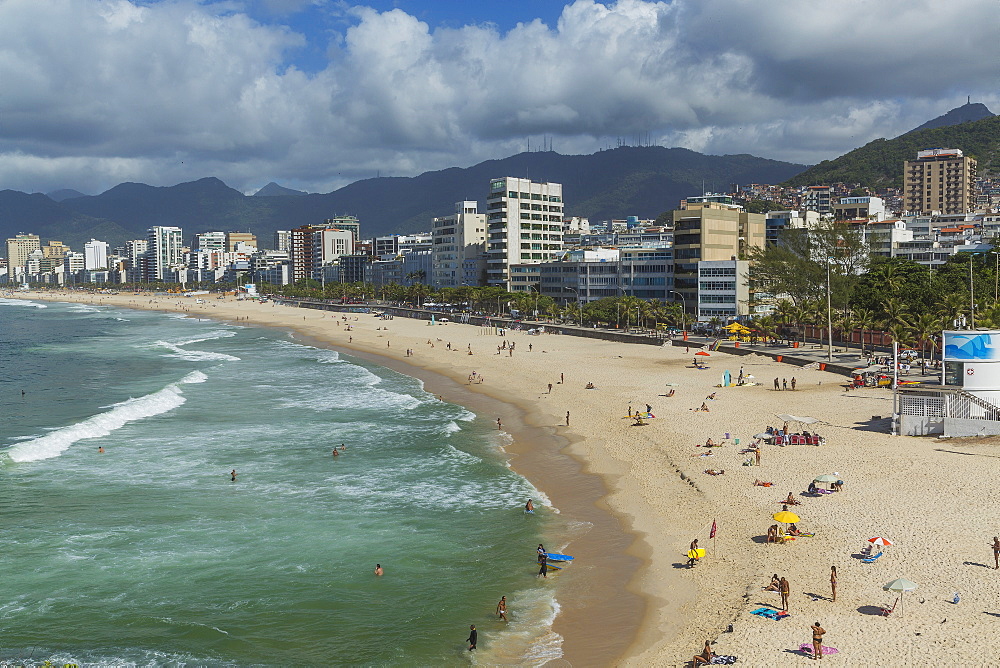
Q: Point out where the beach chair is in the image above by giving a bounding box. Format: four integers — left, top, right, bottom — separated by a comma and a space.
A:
774, 435, 784, 446
861, 551, 883, 564
879, 597, 898, 616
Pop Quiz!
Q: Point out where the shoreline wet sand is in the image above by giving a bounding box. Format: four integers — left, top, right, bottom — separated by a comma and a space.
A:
293, 332, 646, 666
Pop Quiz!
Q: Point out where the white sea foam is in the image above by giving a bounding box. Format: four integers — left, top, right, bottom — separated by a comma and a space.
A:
0, 297, 47, 308
172, 330, 236, 346
154, 340, 241, 362
442, 420, 461, 434
5, 370, 206, 463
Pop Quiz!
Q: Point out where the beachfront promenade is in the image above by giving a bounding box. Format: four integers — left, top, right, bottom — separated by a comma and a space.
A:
275, 297, 934, 382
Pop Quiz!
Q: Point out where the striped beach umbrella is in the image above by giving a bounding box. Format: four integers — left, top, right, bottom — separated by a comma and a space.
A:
868, 537, 894, 547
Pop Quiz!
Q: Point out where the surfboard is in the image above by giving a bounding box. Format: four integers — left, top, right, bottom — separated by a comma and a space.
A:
535, 561, 562, 570
622, 413, 655, 419
544, 552, 574, 561
686, 548, 706, 559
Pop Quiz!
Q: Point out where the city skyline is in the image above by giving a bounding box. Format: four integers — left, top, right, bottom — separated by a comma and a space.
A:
1, 0, 997, 196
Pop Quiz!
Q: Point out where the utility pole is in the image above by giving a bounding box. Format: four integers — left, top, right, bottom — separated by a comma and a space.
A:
826, 258, 834, 363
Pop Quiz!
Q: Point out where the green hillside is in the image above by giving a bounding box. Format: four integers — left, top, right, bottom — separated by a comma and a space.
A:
785, 114, 1000, 188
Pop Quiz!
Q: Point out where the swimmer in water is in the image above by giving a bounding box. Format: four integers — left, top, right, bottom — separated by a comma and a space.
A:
374, 564, 383, 576
332, 448, 339, 457
525, 499, 534, 513
98, 446, 104, 453
230, 470, 237, 482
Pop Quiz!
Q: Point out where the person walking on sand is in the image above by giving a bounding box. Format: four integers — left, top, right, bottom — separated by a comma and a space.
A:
565, 411, 570, 426
496, 596, 508, 622
830, 565, 837, 601
791, 376, 797, 391
467, 624, 477, 651
779, 577, 790, 610
774, 377, 780, 391
783, 378, 788, 390
992, 537, 1000, 569
686, 538, 700, 567
754, 446, 761, 466
548, 383, 553, 394
811, 621, 826, 660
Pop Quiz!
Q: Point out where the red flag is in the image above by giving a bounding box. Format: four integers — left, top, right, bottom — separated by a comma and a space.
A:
710, 519, 717, 539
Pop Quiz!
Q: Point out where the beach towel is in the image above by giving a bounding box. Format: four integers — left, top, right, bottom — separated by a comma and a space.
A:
710, 656, 738, 665
799, 644, 838, 655
750, 607, 789, 621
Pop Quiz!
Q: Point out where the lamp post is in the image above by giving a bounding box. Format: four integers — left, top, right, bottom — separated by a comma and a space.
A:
826, 257, 834, 363
528, 284, 540, 320
670, 289, 687, 333
566, 286, 582, 326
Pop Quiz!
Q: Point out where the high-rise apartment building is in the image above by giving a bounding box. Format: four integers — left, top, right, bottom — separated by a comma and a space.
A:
904, 148, 977, 215
485, 178, 564, 289
670, 203, 765, 311
195, 232, 226, 251
83, 239, 109, 270
42, 241, 70, 260
5, 233, 41, 270
273, 230, 291, 252
146, 226, 183, 281
226, 232, 257, 252
432, 201, 487, 288
290, 223, 357, 281
323, 216, 360, 242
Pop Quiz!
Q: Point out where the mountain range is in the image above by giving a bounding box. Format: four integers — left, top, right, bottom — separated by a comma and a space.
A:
4, 102, 996, 252
785, 103, 997, 188
1, 147, 805, 250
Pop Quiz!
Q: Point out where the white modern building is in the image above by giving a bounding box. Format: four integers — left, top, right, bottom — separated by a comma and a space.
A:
765, 210, 819, 245
83, 239, 109, 270
146, 226, 183, 281
486, 177, 564, 289
431, 201, 487, 288
195, 232, 227, 251
696, 259, 750, 322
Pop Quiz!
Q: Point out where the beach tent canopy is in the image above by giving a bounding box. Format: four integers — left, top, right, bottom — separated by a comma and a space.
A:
695, 351, 711, 356
776, 414, 819, 424
852, 366, 885, 374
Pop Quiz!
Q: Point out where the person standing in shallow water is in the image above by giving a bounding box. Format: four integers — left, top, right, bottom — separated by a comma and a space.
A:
230, 469, 237, 482
466, 624, 477, 651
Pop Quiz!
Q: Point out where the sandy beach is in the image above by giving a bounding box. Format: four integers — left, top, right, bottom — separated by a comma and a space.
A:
15, 289, 1000, 666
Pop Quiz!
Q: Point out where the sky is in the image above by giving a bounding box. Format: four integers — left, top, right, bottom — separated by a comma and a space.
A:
1, 0, 999, 196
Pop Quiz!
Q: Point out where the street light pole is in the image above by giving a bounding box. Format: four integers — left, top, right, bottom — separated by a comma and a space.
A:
566, 286, 581, 326
826, 258, 834, 363
670, 289, 687, 333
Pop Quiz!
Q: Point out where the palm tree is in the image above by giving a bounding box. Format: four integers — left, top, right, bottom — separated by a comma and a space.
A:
936, 292, 967, 329
854, 308, 874, 358
910, 311, 943, 375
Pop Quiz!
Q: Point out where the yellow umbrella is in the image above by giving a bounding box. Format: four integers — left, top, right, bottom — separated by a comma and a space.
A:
772, 511, 800, 524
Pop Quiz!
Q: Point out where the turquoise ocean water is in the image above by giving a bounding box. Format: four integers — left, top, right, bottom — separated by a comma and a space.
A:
0, 298, 562, 666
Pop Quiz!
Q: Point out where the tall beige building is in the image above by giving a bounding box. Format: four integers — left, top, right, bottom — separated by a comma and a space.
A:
5, 233, 41, 269
670, 203, 765, 311
904, 148, 977, 215
485, 177, 564, 289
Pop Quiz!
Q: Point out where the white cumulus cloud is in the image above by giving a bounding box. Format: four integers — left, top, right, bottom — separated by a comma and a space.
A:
0, 0, 995, 195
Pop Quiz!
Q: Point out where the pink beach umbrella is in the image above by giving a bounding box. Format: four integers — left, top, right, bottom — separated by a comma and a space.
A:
868, 537, 894, 547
